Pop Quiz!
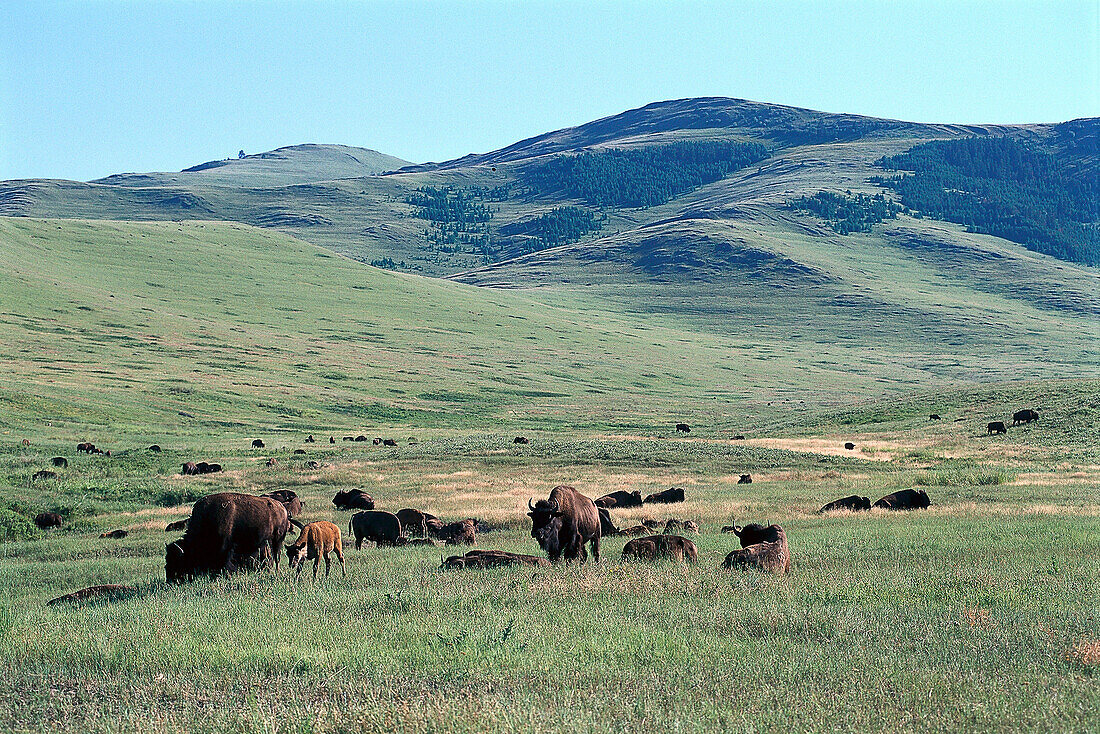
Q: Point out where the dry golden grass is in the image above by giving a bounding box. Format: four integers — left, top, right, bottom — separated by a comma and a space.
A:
1066, 640, 1100, 668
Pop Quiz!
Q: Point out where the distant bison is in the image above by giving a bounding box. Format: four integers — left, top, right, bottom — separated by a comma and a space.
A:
528, 485, 601, 563
50, 457, 68, 468
675, 423, 690, 433
329, 437, 336, 444
292, 449, 306, 455
165, 492, 290, 582
195, 462, 222, 474
663, 519, 698, 534
929, 414, 942, 421
732, 434, 745, 440
818, 495, 872, 513
305, 435, 315, 443
396, 508, 429, 537
34, 512, 63, 529
349, 510, 403, 549
100, 529, 128, 539
513, 436, 529, 444
21, 439, 30, 446
987, 422, 1007, 435
435, 519, 477, 546
77, 443, 96, 454
32, 470, 56, 481
181, 462, 199, 476
738, 474, 752, 484
372, 437, 382, 445
441, 549, 549, 570
723, 523, 790, 574
873, 488, 931, 511
262, 489, 304, 520
844, 442, 855, 450
594, 490, 643, 508
251, 439, 265, 449
382, 439, 398, 447
286, 520, 345, 580
622, 535, 698, 563
305, 460, 321, 469
165, 518, 188, 532
355, 435, 369, 442
265, 458, 278, 467
332, 489, 375, 511
1013, 409, 1039, 425
148, 444, 162, 452
643, 487, 685, 504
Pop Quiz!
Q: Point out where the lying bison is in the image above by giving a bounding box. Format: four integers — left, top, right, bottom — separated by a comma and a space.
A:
195, 462, 222, 474
622, 535, 698, 563
723, 523, 790, 574
332, 489, 375, 511
738, 474, 752, 485
987, 422, 1007, 435
528, 485, 601, 563
181, 462, 199, 476
34, 512, 63, 529
100, 529, 128, 539
50, 457, 68, 468
148, 444, 162, 452
594, 490, 643, 508
818, 495, 871, 513
286, 520, 345, 579
441, 549, 549, 570
396, 508, 429, 538
434, 519, 477, 546
618, 524, 649, 536
844, 442, 855, 450
349, 510, 403, 549
32, 470, 56, 481
663, 519, 698, 534
166, 493, 290, 582
1013, 409, 1039, 425
382, 439, 398, 447
643, 487, 685, 504
873, 489, 931, 511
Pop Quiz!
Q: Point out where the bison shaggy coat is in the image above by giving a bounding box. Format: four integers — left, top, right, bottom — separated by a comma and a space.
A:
873, 488, 931, 511
622, 534, 698, 563
349, 510, 403, 549
723, 523, 790, 574
1013, 409, 1039, 425
643, 487, 685, 504
332, 489, 375, 511
527, 485, 601, 563
286, 521, 345, 579
34, 512, 63, 529
594, 490, 643, 508
818, 495, 872, 513
396, 508, 429, 538
165, 493, 289, 582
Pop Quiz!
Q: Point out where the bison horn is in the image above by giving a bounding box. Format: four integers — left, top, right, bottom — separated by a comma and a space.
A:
528, 498, 536, 511
732, 524, 743, 536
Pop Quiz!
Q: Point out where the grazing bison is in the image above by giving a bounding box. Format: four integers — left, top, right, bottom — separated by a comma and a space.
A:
372, 437, 382, 445
622, 535, 698, 563
844, 442, 856, 450
305, 435, 315, 443
100, 529, 128, 539
527, 485, 601, 563
396, 509, 429, 538
286, 521, 345, 579
441, 549, 550, 570
1013, 409, 1039, 425
165, 518, 188, 532
987, 422, 1007, 435
723, 523, 790, 574
34, 512, 63, 529
434, 519, 477, 546
181, 462, 199, 476
349, 510, 403, 549
675, 423, 690, 433
165, 493, 290, 582
332, 489, 375, 511
148, 444, 162, 452
643, 487, 685, 504
732, 434, 745, 440
382, 439, 398, 447
77, 443, 95, 454
50, 457, 68, 468
597, 507, 619, 536
738, 474, 752, 485
873, 488, 931, 511
251, 439, 265, 449
818, 495, 872, 513
32, 470, 56, 481
513, 436, 529, 444
195, 462, 222, 474
594, 490, 643, 508
262, 490, 304, 520
929, 414, 942, 421
355, 435, 369, 442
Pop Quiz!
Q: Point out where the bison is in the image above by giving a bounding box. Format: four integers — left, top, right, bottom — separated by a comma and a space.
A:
181, 462, 199, 476
165, 518, 188, 532
50, 457, 68, 468
77, 442, 96, 454
987, 422, 1007, 435
396, 509, 429, 538
382, 439, 398, 447
251, 439, 265, 449
844, 442, 855, 450
47, 585, 136, 606
597, 507, 619, 536
622, 535, 698, 563
332, 490, 375, 511
441, 549, 549, 570
732, 434, 745, 440
664, 519, 699, 534
818, 495, 872, 513
32, 470, 56, 481
165, 492, 290, 582
262, 490, 304, 521
434, 519, 477, 546
513, 436, 529, 444
329, 437, 336, 444
594, 490, 643, 508
355, 435, 369, 442
675, 423, 690, 433
148, 444, 162, 452
929, 414, 942, 421
738, 474, 752, 485
372, 437, 382, 445
34, 512, 63, 529
195, 462, 222, 474
527, 485, 601, 563
349, 510, 403, 549
100, 529, 128, 539
292, 449, 306, 455
1013, 409, 1039, 425
723, 523, 790, 574
305, 435, 315, 443
618, 524, 649, 536
265, 458, 278, 467
643, 487, 685, 504
286, 520, 345, 579
873, 489, 931, 511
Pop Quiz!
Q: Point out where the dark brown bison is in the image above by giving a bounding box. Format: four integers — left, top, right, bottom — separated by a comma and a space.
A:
732, 434, 745, 440
148, 444, 162, 452
818, 495, 872, 513
844, 442, 855, 450
424, 514, 443, 534
527, 485, 601, 563
929, 414, 942, 421
873, 489, 931, 511
21, 439, 30, 446
738, 474, 752, 485
181, 462, 199, 475
618, 524, 649, 536
292, 449, 306, 455
513, 436, 529, 444
987, 422, 1007, 435
723, 523, 789, 574
76, 442, 95, 454
597, 507, 619, 536
372, 437, 382, 445
32, 470, 56, 481
251, 439, 265, 449
1013, 409, 1039, 425
382, 439, 398, 447
100, 529, 128, 539
34, 512, 63, 529
262, 490, 304, 520
396, 509, 429, 537
675, 423, 690, 433
441, 549, 550, 570
165, 493, 290, 582
434, 519, 477, 546
50, 457, 68, 468
286, 520, 345, 579
305, 435, 315, 443
329, 437, 336, 444
343, 436, 354, 442
332, 489, 375, 511
622, 535, 698, 563
643, 487, 685, 504
165, 518, 188, 532
594, 490, 643, 508
663, 519, 699, 534
355, 435, 369, 442
195, 462, 222, 474
349, 510, 403, 549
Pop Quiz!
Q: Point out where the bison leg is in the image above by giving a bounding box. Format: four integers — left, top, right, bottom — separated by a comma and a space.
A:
590, 533, 601, 563
314, 554, 321, 580
323, 551, 332, 578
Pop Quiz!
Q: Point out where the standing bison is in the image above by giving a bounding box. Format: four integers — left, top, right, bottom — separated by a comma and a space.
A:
396, 508, 429, 538
873, 489, 931, 511
987, 422, 1007, 435
1013, 409, 1039, 425
349, 510, 403, 549
251, 439, 265, 449
165, 493, 290, 582
34, 512, 63, 530
675, 423, 690, 433
527, 485, 601, 563
594, 490, 643, 508
723, 523, 790, 574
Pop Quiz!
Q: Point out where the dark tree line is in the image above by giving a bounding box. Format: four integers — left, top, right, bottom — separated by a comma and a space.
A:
522, 140, 770, 209
507, 206, 601, 253
875, 137, 1099, 266
788, 191, 902, 234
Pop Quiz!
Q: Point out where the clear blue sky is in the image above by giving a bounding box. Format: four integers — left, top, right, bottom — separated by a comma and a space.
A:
1, 1, 1096, 181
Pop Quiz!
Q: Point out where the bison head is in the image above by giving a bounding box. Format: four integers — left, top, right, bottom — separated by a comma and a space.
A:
165, 542, 191, 583
285, 542, 307, 570
730, 522, 782, 548
528, 497, 563, 551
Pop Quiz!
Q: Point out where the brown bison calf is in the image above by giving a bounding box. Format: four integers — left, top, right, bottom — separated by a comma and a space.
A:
723, 523, 789, 574
100, 529, 128, 539
286, 521, 346, 580
622, 534, 698, 563
441, 549, 549, 570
